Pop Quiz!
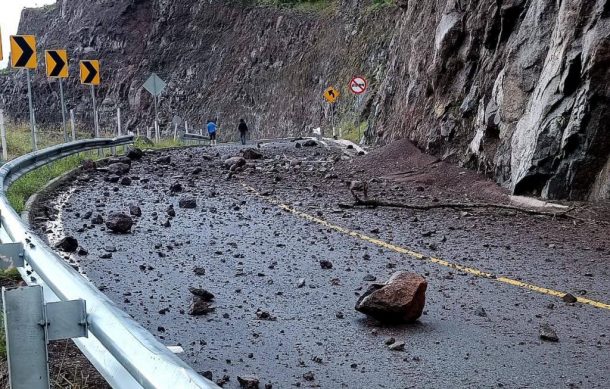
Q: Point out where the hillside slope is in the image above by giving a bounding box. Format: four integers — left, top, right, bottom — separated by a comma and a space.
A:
0, 0, 609, 201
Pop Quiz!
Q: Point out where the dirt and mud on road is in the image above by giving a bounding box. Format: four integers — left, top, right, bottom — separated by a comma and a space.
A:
31, 139, 610, 388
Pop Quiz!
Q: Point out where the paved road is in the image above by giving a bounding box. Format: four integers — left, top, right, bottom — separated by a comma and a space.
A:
35, 141, 610, 388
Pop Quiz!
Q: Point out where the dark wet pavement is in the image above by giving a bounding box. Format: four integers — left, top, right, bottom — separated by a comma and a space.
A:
34, 140, 610, 388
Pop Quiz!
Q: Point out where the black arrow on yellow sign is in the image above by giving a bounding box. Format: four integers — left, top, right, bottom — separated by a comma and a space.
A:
46, 50, 68, 78
11, 35, 36, 68
80, 60, 100, 85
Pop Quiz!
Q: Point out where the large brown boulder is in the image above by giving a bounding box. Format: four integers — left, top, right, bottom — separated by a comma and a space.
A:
355, 271, 427, 323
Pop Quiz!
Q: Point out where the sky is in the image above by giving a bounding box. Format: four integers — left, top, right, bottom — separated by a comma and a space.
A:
1, 0, 56, 68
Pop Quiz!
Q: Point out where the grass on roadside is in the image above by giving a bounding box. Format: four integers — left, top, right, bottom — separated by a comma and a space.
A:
6, 153, 98, 214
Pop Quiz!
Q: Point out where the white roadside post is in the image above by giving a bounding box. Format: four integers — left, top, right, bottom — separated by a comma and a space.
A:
142, 73, 167, 145
0, 110, 8, 161
70, 109, 76, 141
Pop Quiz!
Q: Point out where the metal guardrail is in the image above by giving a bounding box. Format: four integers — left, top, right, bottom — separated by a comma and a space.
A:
0, 136, 218, 389
182, 133, 210, 143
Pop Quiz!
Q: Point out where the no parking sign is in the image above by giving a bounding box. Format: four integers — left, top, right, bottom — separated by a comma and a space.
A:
349, 76, 367, 95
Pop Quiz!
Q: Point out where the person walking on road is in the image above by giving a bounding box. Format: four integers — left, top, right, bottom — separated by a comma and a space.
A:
207, 119, 218, 146
238, 119, 249, 145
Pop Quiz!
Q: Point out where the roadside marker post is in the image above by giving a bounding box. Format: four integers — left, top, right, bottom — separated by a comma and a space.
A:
10, 35, 37, 151
0, 109, 7, 161
80, 60, 101, 139
143, 73, 166, 143
70, 109, 76, 141
45, 50, 69, 142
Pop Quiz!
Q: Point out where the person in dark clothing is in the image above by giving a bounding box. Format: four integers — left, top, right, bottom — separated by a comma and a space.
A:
238, 119, 248, 145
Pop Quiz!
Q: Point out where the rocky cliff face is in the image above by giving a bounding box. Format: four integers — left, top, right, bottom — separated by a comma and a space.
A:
0, 0, 609, 201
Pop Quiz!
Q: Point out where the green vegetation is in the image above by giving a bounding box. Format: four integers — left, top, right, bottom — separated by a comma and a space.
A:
134, 136, 184, 150
338, 120, 368, 144
258, 0, 336, 12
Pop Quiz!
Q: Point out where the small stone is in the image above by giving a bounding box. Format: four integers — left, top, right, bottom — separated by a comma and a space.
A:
296, 278, 305, 288
77, 247, 88, 256
100, 253, 112, 259
202, 371, 213, 380
255, 309, 276, 321
193, 267, 206, 276
179, 196, 197, 209
389, 341, 405, 351
540, 323, 559, 342
120, 176, 132, 186
237, 375, 259, 389
303, 139, 318, 147
242, 148, 263, 160
155, 156, 171, 164
126, 147, 144, 160
189, 287, 215, 301
384, 337, 395, 345
55, 237, 78, 252
363, 274, 376, 282
562, 293, 577, 304
474, 307, 487, 317
319, 260, 333, 269
303, 371, 315, 381
91, 214, 104, 225
129, 205, 142, 217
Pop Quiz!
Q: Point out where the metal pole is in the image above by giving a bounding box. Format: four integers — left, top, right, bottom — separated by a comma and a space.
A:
154, 96, 159, 142
174, 123, 178, 141
90, 85, 99, 138
117, 108, 122, 136
59, 79, 67, 143
70, 109, 76, 141
0, 109, 8, 161
26, 70, 37, 151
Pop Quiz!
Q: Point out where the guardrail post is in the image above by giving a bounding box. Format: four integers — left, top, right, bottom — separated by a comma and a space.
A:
0, 109, 8, 161
174, 123, 178, 142
2, 285, 88, 389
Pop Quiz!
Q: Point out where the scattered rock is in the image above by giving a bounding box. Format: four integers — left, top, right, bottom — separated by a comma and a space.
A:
155, 155, 171, 164
562, 293, 577, 303
55, 237, 78, 252
355, 271, 427, 323
188, 297, 215, 316
126, 147, 144, 160
363, 274, 376, 282
167, 205, 176, 217
303, 371, 315, 381
242, 148, 263, 160
319, 260, 333, 269
107, 162, 130, 175
179, 197, 197, 209
77, 247, 89, 256
474, 307, 487, 317
296, 278, 305, 288
389, 341, 405, 351
237, 375, 259, 389
189, 287, 215, 301
120, 176, 132, 186
193, 267, 206, 276
129, 205, 142, 217
170, 182, 183, 193
540, 323, 559, 342
255, 309, 276, 321
224, 156, 246, 169
303, 139, 318, 147
105, 213, 134, 234
91, 214, 104, 225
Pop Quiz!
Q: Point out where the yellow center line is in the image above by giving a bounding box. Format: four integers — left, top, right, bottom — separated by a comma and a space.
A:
243, 183, 610, 311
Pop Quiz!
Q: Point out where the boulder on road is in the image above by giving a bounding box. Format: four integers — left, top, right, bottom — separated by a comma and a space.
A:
355, 271, 427, 323
126, 147, 144, 160
155, 155, 171, 165
179, 196, 197, 209
224, 156, 246, 169
105, 213, 134, 233
242, 148, 263, 160
107, 162, 131, 176
55, 236, 78, 252
303, 139, 318, 147
129, 205, 142, 217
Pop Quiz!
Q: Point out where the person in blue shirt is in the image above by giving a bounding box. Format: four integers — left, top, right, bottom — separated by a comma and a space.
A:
207, 120, 217, 146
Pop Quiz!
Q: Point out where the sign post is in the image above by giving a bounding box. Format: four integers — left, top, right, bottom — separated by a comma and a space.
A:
80, 60, 101, 138
143, 73, 166, 143
323, 86, 340, 138
45, 50, 69, 142
10, 35, 37, 151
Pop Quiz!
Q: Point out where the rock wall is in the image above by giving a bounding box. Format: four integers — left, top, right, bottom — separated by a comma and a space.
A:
1, 0, 609, 201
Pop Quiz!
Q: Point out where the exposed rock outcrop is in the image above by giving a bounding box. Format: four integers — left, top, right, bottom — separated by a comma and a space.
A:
0, 0, 609, 200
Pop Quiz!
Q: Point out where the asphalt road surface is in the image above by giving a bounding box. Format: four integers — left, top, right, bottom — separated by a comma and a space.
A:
33, 140, 610, 388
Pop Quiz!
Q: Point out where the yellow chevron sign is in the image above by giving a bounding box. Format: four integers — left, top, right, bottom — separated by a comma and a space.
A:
80, 60, 100, 85
45, 50, 68, 78
10, 35, 37, 69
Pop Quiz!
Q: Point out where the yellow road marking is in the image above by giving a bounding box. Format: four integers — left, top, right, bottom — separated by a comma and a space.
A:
243, 184, 610, 311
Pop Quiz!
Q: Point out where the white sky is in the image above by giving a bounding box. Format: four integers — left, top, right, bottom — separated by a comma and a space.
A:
1, 0, 56, 68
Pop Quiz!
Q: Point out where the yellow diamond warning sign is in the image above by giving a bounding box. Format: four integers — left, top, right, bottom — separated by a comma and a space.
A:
323, 86, 340, 104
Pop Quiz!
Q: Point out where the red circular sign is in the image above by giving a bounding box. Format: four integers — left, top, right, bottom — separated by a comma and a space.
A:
349, 76, 368, 95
